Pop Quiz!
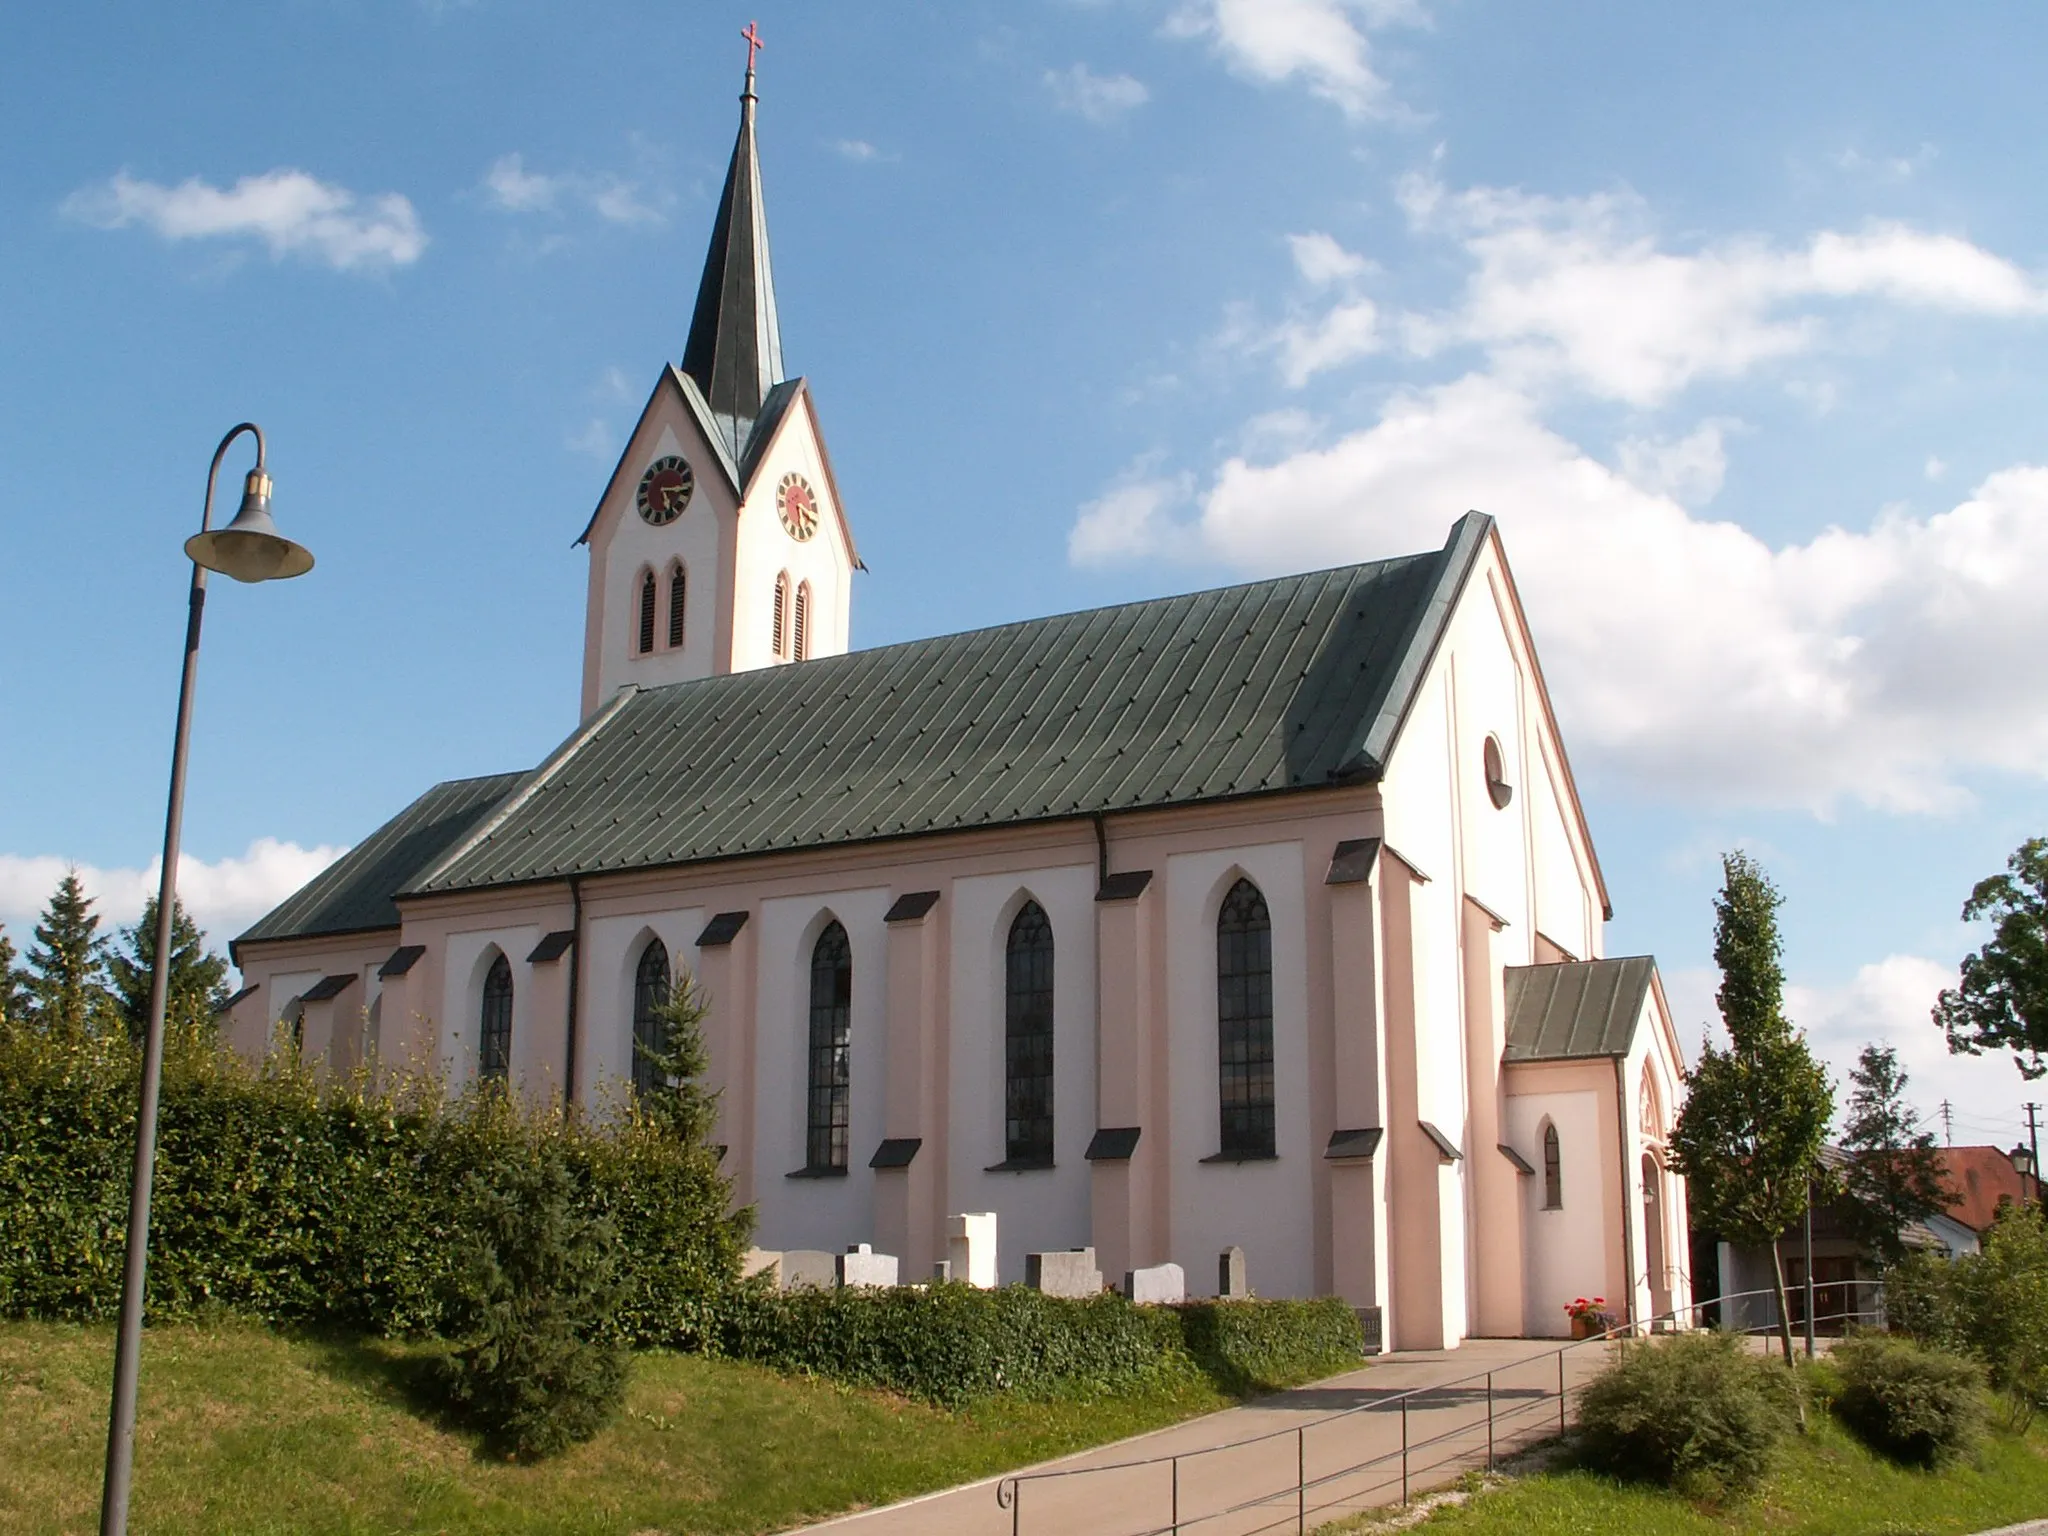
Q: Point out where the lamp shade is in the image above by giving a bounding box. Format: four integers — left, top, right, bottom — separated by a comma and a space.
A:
184, 469, 314, 583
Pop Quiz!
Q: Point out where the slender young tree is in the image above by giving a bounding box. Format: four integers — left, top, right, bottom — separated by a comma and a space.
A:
1838, 1044, 1952, 1266
1670, 851, 1835, 1364
1936, 837, 2048, 1080
25, 870, 114, 1040
634, 967, 721, 1150
0, 923, 30, 1035
109, 894, 231, 1050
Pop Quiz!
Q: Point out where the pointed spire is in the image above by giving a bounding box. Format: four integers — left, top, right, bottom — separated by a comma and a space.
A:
681, 26, 785, 466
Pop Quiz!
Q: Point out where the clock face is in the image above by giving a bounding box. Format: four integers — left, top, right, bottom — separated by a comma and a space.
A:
636, 456, 694, 526
777, 472, 820, 541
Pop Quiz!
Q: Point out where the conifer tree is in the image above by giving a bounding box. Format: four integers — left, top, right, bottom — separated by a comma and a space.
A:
1839, 1044, 1952, 1266
109, 894, 230, 1049
1670, 852, 1835, 1364
0, 923, 30, 1034
25, 871, 114, 1040
634, 968, 720, 1149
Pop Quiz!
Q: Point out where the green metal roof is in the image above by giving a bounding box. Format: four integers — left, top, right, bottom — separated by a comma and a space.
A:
1502, 956, 1659, 1062
234, 771, 525, 955
407, 514, 1490, 896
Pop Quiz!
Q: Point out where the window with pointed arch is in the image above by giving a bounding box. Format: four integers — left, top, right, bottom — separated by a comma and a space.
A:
667, 564, 687, 650
636, 569, 657, 656
772, 571, 792, 660
479, 953, 514, 1083
1542, 1121, 1563, 1209
793, 580, 813, 661
1003, 901, 1055, 1166
631, 937, 671, 1099
1216, 878, 1276, 1158
805, 922, 853, 1172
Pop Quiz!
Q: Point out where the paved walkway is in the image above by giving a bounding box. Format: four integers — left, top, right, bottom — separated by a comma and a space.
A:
798, 1337, 1615, 1536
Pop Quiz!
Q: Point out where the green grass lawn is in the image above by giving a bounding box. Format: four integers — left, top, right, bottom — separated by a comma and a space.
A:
0, 1319, 1242, 1535
1323, 1410, 2048, 1536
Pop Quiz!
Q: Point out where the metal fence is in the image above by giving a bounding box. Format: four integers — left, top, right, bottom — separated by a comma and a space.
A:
993, 1281, 1886, 1536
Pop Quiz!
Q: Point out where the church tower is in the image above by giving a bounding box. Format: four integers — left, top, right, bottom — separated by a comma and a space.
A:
576, 40, 859, 719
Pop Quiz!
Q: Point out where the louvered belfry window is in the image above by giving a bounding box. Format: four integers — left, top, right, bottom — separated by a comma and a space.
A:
805, 922, 853, 1171
772, 572, 791, 659
632, 937, 671, 1099
637, 571, 657, 655
1004, 901, 1056, 1165
793, 581, 812, 661
479, 953, 514, 1083
667, 565, 686, 649
1216, 879, 1275, 1158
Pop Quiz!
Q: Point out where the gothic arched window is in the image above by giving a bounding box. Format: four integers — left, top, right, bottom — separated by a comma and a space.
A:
1542, 1122, 1563, 1209
805, 921, 852, 1171
1004, 901, 1055, 1166
1216, 878, 1275, 1158
772, 571, 792, 660
632, 937, 671, 1099
636, 570, 657, 656
667, 564, 686, 650
793, 580, 813, 661
479, 952, 513, 1083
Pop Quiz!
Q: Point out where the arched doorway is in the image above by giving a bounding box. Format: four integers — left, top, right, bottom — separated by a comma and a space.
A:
1642, 1152, 1671, 1323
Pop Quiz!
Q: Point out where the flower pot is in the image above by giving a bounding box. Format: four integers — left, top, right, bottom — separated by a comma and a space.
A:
1570, 1314, 1600, 1340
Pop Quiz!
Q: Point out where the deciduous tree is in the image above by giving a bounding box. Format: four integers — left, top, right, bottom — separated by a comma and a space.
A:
1670, 852, 1834, 1364
1937, 837, 2048, 1079
1839, 1044, 1951, 1266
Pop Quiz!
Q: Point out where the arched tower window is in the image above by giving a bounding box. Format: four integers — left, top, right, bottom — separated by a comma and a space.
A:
631, 937, 671, 1099
1216, 878, 1275, 1158
772, 571, 791, 660
793, 580, 812, 661
666, 564, 686, 650
479, 952, 514, 1083
1542, 1121, 1563, 1209
1004, 901, 1055, 1166
636, 570, 658, 656
805, 921, 852, 1171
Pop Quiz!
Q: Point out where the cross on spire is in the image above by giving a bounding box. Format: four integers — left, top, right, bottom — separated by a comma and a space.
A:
742, 20, 764, 84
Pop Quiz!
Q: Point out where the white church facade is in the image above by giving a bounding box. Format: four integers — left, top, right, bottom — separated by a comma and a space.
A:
227, 61, 1691, 1350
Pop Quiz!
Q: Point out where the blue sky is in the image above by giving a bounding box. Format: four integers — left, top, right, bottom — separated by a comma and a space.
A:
4, 1, 2045, 1149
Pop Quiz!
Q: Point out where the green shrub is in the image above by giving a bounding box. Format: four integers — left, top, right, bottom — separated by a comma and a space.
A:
717, 1284, 1362, 1407
1886, 1205, 2048, 1427
433, 1149, 628, 1460
1574, 1331, 1799, 1497
1831, 1334, 1988, 1467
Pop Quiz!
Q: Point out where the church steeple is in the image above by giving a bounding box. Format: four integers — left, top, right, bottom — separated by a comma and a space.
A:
681, 31, 785, 466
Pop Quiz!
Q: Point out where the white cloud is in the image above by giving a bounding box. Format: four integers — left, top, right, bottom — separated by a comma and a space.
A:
1395, 176, 2048, 406
1168, 0, 1418, 119
831, 139, 888, 163
566, 418, 615, 460
1069, 471, 1195, 566
1289, 231, 1371, 286
1277, 298, 1381, 386
1615, 420, 1734, 507
481, 154, 664, 226
1831, 144, 1938, 182
0, 839, 347, 958
1076, 370, 2048, 811
63, 169, 425, 272
1925, 456, 1948, 481
1045, 63, 1150, 123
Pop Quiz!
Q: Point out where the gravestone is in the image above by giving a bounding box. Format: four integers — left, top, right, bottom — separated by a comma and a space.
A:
781, 1249, 837, 1289
838, 1242, 900, 1289
1123, 1262, 1186, 1305
948, 1211, 999, 1288
1025, 1247, 1103, 1298
1219, 1245, 1248, 1299
931, 1259, 953, 1282
740, 1247, 783, 1287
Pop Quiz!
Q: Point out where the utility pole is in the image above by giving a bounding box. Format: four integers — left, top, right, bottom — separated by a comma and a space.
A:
1940, 1099, 1953, 1148
2028, 1103, 2043, 1208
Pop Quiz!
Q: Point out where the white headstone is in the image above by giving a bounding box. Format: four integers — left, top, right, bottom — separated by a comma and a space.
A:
1123, 1262, 1186, 1305
781, 1249, 837, 1289
1026, 1247, 1103, 1299
838, 1243, 900, 1288
1219, 1245, 1248, 1299
947, 1211, 999, 1288
741, 1247, 783, 1286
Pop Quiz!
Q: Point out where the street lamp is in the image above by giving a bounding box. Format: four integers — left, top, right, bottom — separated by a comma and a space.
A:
100, 422, 313, 1536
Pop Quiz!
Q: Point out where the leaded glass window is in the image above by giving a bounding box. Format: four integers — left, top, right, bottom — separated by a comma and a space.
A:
805, 922, 852, 1171
632, 938, 670, 1098
1216, 879, 1274, 1158
1004, 901, 1055, 1165
479, 953, 513, 1083
1543, 1122, 1563, 1209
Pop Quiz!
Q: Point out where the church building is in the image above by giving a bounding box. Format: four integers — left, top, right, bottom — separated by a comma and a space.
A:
227, 57, 1691, 1349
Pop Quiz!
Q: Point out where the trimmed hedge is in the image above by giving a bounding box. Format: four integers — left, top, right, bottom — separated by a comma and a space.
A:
0, 1032, 747, 1345
718, 1284, 1363, 1406
1833, 1334, 1990, 1467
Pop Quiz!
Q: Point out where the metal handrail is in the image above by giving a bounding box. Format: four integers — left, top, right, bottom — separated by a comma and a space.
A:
993, 1280, 1887, 1536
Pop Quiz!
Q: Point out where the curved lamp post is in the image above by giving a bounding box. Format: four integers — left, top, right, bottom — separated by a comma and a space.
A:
100, 423, 313, 1535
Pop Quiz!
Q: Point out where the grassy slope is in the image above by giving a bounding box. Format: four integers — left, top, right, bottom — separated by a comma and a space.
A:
1329, 1412, 2048, 1536
0, 1320, 1237, 1536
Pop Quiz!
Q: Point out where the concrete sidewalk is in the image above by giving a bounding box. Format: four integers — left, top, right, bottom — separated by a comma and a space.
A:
798, 1337, 1613, 1536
